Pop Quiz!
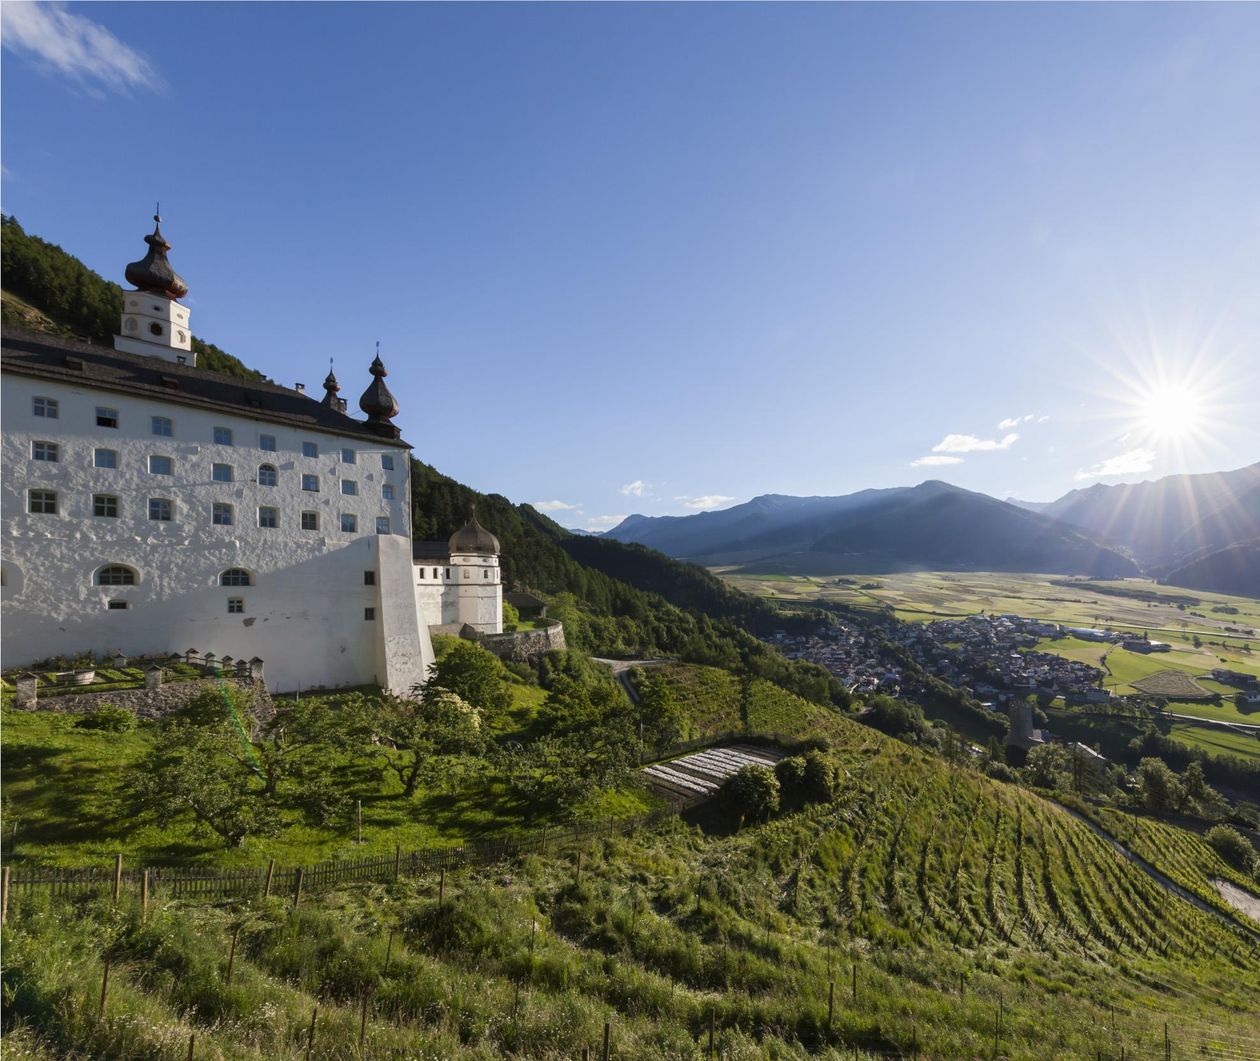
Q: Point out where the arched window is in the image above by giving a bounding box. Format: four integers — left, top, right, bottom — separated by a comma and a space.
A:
219, 568, 253, 587
96, 565, 138, 586
257, 464, 278, 487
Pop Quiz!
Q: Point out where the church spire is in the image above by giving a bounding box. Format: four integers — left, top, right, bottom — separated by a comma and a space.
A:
124, 208, 189, 299
358, 342, 400, 434
321, 359, 341, 409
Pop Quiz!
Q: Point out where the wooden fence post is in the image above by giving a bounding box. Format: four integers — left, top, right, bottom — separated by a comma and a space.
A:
394, 844, 401, 879
225, 927, 240, 986
708, 1010, 716, 1056
263, 858, 275, 898
602, 1019, 611, 1061
827, 979, 835, 1028
186, 1031, 195, 1060
292, 867, 304, 909
357, 800, 363, 845
141, 869, 150, 921
359, 990, 370, 1051
384, 928, 394, 975
439, 866, 445, 907
992, 998, 1002, 1059
304, 1006, 318, 1061
576, 850, 582, 883
1164, 1022, 1170, 1061
112, 853, 123, 904
98, 952, 111, 1018
2, 864, 10, 925
851, 964, 857, 1003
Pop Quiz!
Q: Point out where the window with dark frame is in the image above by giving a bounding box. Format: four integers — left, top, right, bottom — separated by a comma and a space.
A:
93, 494, 119, 518
96, 407, 119, 428
212, 502, 234, 526
32, 441, 58, 462
33, 396, 59, 418
95, 448, 118, 469
28, 490, 57, 514
214, 426, 234, 446
258, 506, 278, 529
149, 498, 173, 521
227, 598, 245, 614
151, 416, 173, 437
301, 511, 319, 531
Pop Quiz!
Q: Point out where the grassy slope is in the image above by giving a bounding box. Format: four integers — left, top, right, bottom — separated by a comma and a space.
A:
4, 707, 1259, 1058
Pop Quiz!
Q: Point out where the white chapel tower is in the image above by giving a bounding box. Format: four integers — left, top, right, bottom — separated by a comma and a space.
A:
114, 212, 196, 364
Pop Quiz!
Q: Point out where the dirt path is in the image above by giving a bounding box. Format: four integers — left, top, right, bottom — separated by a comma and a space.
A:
1214, 879, 1260, 923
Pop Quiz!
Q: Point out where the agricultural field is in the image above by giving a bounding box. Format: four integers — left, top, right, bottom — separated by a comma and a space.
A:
4, 713, 1259, 1059
1168, 720, 1260, 761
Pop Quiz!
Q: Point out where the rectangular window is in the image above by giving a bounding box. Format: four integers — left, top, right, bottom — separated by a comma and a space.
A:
302, 474, 319, 492
212, 463, 233, 483
149, 455, 173, 475
483, 569, 490, 579
107, 600, 129, 611
364, 571, 376, 586
433, 568, 439, 580
364, 607, 376, 621
94, 448, 118, 469
96, 407, 119, 428
28, 489, 57, 514
151, 415, 173, 437
300, 511, 319, 531
212, 502, 234, 526
382, 484, 395, 500
381, 454, 395, 471
259, 433, 277, 452
149, 498, 173, 521
258, 506, 279, 529
33, 396, 59, 418
214, 426, 234, 446
341, 447, 356, 464
302, 441, 318, 458
32, 440, 59, 462
341, 479, 357, 496
227, 598, 245, 615
93, 494, 119, 518
340, 513, 357, 533
376, 516, 390, 535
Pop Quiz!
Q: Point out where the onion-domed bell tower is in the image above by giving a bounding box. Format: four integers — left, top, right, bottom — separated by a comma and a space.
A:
448, 505, 503, 633
358, 343, 402, 438
114, 210, 196, 365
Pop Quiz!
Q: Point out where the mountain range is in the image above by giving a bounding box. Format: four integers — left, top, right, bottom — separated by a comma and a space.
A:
604, 465, 1260, 595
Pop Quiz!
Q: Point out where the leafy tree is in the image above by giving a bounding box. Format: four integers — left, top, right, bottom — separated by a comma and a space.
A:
425, 640, 511, 722
502, 598, 521, 632
636, 669, 686, 750
371, 690, 484, 798
864, 696, 928, 742
1137, 757, 1183, 812
1205, 824, 1256, 873
1023, 743, 1074, 791
725, 764, 780, 824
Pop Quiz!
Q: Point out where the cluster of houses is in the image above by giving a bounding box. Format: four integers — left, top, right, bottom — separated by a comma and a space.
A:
769, 621, 903, 695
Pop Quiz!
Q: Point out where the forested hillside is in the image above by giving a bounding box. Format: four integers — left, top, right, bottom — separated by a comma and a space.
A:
0, 216, 264, 381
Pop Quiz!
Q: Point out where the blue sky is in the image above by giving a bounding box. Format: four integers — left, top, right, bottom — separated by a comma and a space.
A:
4, 2, 1258, 529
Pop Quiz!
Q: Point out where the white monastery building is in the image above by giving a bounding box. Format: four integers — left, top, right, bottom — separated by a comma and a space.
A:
1, 215, 502, 692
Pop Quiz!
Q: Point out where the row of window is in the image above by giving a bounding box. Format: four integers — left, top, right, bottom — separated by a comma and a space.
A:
30, 396, 396, 468
418, 566, 494, 580
94, 565, 378, 620
27, 490, 389, 533
29, 443, 396, 499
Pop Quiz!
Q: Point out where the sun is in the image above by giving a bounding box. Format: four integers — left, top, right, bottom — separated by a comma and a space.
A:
1138, 382, 1204, 442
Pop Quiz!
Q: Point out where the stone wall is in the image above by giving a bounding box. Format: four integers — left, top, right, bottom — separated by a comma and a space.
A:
477, 620, 566, 663
14, 676, 273, 722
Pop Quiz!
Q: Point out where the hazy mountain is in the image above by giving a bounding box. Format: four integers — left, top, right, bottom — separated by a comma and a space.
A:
1005, 497, 1052, 514
1163, 541, 1260, 598
1037, 463, 1260, 568
605, 481, 1138, 577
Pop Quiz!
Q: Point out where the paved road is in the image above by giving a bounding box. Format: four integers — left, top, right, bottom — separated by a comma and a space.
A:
591, 657, 672, 703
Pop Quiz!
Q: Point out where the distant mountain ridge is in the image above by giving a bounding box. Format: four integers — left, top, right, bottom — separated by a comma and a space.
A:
604, 481, 1139, 578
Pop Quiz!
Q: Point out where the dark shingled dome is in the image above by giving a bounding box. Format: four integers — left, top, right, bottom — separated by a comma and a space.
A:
449, 509, 500, 555
124, 215, 189, 299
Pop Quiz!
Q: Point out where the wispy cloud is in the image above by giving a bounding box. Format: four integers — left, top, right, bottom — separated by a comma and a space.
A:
910, 455, 964, 467
584, 514, 628, 531
932, 432, 1019, 454
619, 480, 647, 497
678, 494, 737, 510
1, 1, 161, 94
1074, 448, 1156, 481
531, 500, 581, 513
997, 414, 1036, 430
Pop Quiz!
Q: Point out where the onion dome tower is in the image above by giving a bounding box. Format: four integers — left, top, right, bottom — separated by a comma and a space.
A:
115, 210, 196, 364
449, 505, 501, 556
358, 344, 401, 437
321, 362, 342, 409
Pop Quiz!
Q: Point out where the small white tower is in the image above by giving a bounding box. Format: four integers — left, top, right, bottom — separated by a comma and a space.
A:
114, 212, 196, 365
448, 508, 503, 633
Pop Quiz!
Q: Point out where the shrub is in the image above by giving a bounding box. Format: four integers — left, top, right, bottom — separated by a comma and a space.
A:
725, 764, 780, 824
74, 704, 136, 732
1205, 825, 1256, 872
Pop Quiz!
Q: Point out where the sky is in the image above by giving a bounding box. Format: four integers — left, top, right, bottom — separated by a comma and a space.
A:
3, 2, 1258, 530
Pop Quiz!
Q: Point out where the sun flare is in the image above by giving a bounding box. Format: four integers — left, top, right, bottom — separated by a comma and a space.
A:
1139, 383, 1204, 441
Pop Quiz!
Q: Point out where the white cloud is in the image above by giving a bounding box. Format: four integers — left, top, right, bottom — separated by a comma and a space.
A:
681, 495, 737, 510
531, 500, 580, 513
997, 414, 1038, 430
910, 455, 964, 467
619, 480, 647, 497
932, 432, 1020, 453
1, 2, 161, 93
1073, 447, 1157, 481
584, 514, 628, 531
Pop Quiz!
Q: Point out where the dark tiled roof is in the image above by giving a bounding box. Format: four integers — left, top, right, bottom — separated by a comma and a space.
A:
0, 326, 411, 448
413, 540, 452, 561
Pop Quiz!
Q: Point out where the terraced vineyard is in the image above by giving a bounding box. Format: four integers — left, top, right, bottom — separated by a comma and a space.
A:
5, 713, 1259, 1059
